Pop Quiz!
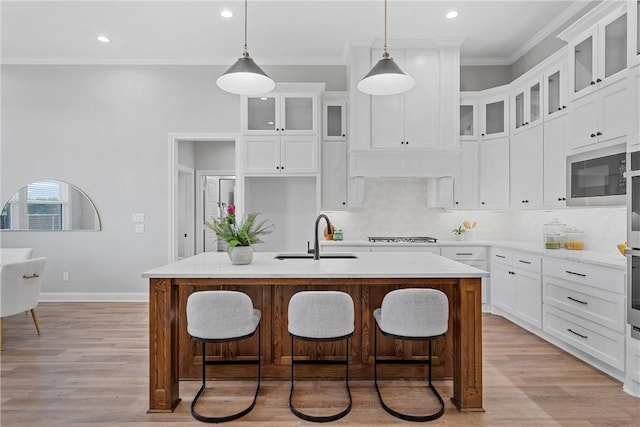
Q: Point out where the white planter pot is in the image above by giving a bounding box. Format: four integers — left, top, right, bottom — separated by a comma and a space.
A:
229, 245, 253, 265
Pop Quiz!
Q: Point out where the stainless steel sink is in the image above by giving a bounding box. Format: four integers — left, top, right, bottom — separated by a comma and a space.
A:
274, 253, 358, 260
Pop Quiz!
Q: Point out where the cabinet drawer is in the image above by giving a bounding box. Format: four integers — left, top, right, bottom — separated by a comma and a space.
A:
512, 251, 541, 273
322, 245, 371, 253
369, 246, 440, 254
491, 247, 512, 264
441, 246, 487, 261
543, 305, 625, 371
543, 258, 625, 294
543, 277, 625, 333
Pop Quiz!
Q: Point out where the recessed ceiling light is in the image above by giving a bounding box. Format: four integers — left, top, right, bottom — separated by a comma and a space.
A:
446, 10, 458, 19
220, 9, 233, 18
260, 97, 268, 100
97, 35, 110, 43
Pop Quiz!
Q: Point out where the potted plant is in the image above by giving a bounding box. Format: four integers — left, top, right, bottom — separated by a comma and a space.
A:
452, 225, 466, 241
205, 205, 274, 265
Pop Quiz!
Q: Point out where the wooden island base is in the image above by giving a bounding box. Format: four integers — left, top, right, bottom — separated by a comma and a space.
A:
148, 277, 483, 413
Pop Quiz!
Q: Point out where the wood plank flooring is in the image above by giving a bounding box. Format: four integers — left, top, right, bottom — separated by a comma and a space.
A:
1, 302, 639, 426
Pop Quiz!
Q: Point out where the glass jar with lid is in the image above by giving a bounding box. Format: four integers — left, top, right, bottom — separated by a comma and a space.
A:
564, 227, 584, 250
543, 219, 566, 249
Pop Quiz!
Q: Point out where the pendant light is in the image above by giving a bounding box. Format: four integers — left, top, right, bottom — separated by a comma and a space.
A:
357, 0, 415, 96
216, 0, 275, 96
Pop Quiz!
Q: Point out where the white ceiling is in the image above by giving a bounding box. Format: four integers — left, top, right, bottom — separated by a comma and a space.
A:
1, 0, 596, 66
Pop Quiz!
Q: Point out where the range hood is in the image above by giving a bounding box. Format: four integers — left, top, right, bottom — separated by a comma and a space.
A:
349, 149, 460, 178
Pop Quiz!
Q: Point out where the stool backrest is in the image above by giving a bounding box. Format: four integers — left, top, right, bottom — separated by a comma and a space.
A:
187, 290, 257, 340
379, 288, 448, 337
288, 291, 354, 339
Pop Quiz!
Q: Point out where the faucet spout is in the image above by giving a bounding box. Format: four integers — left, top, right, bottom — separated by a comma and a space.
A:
313, 214, 333, 260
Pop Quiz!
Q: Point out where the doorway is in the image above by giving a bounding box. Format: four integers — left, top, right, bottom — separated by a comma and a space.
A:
168, 133, 240, 262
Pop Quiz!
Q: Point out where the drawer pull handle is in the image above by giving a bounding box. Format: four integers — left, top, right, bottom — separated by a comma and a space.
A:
518, 260, 532, 264
495, 255, 506, 259
456, 253, 473, 256
22, 273, 39, 279
565, 270, 586, 278
567, 296, 588, 305
567, 328, 588, 340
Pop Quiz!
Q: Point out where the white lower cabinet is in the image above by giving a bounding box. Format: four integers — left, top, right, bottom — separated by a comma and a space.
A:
542, 258, 626, 372
244, 136, 318, 175
490, 248, 542, 328
441, 246, 489, 306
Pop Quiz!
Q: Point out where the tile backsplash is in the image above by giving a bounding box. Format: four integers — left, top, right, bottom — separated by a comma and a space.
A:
323, 178, 626, 255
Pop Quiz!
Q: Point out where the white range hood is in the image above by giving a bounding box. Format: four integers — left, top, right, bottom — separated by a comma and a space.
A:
349, 149, 460, 178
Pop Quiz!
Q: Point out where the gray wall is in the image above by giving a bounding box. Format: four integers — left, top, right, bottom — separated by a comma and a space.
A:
0, 64, 346, 299
460, 65, 512, 91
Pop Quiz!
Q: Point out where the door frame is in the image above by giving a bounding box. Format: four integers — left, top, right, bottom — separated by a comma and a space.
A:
168, 133, 241, 262
195, 170, 235, 255
177, 165, 195, 259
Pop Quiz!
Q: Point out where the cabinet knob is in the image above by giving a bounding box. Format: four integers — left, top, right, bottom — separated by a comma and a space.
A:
596, 131, 602, 136
342, 202, 346, 205
557, 107, 562, 111
276, 166, 280, 170
590, 133, 596, 138
481, 133, 485, 137
406, 141, 409, 145
481, 202, 485, 205
590, 81, 596, 85
596, 78, 602, 83
562, 197, 566, 201
455, 201, 459, 205
400, 141, 404, 145
557, 197, 562, 201
562, 105, 567, 109
342, 134, 346, 137
281, 165, 284, 170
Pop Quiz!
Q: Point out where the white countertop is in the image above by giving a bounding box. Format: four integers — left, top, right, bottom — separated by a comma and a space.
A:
142, 251, 490, 279
321, 239, 626, 270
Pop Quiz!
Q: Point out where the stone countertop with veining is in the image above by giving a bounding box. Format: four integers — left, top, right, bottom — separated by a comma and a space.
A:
320, 239, 626, 270
142, 251, 489, 279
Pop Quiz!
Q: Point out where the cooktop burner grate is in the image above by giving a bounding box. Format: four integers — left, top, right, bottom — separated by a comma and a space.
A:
367, 236, 438, 243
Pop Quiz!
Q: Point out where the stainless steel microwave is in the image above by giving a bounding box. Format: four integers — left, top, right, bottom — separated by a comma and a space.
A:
566, 144, 626, 206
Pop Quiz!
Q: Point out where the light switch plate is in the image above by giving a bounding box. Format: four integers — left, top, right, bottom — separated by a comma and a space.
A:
135, 224, 145, 233
132, 213, 145, 223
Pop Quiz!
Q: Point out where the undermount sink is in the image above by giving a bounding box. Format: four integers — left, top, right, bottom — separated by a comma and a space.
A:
274, 253, 358, 260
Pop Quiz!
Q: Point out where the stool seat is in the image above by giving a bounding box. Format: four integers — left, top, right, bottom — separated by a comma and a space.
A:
186, 291, 261, 423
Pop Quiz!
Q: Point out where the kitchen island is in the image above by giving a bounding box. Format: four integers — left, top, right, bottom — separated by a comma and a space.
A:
143, 251, 488, 413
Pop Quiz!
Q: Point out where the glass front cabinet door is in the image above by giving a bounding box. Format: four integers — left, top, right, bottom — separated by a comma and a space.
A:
543, 61, 568, 119
322, 98, 347, 141
569, 6, 627, 99
460, 101, 477, 140
511, 77, 543, 132
243, 93, 317, 135
480, 93, 509, 139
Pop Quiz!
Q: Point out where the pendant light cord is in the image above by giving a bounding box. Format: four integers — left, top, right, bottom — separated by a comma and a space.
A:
383, 0, 389, 58
243, 0, 249, 57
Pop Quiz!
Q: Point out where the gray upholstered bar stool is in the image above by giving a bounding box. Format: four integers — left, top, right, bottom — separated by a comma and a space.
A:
288, 290, 354, 422
373, 288, 449, 422
186, 290, 261, 423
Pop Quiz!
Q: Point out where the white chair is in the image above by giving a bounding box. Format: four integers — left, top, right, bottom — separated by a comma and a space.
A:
0, 257, 47, 350
186, 290, 261, 423
0, 248, 33, 264
288, 291, 354, 422
373, 288, 449, 422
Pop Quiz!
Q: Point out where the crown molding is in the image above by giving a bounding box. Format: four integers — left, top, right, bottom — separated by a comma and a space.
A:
460, 57, 512, 66
1, 56, 347, 66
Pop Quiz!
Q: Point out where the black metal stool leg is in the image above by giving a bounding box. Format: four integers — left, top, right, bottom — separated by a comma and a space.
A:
289, 335, 352, 423
374, 323, 445, 422
190, 326, 261, 423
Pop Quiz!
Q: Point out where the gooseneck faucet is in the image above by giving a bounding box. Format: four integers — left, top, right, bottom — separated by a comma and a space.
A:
312, 214, 333, 260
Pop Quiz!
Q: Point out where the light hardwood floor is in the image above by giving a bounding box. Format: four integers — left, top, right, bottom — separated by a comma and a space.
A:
1, 302, 638, 426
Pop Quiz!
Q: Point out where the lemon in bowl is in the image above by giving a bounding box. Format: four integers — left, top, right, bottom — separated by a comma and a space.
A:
618, 242, 627, 256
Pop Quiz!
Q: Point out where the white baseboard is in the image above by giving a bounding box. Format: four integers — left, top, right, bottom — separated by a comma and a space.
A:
39, 292, 148, 302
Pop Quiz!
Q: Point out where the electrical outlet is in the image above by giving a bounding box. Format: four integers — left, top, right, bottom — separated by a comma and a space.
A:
63, 272, 69, 281
132, 213, 145, 223
135, 223, 145, 233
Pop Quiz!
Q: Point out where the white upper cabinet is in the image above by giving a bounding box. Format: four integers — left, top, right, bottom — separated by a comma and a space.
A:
543, 114, 568, 207
561, 4, 628, 100
629, 0, 640, 66
322, 99, 347, 141
510, 125, 543, 209
510, 76, 543, 133
243, 136, 318, 175
453, 141, 479, 209
480, 91, 509, 140
321, 140, 347, 210
478, 136, 510, 209
630, 65, 640, 148
242, 92, 318, 136
568, 77, 628, 152
370, 49, 439, 149
543, 60, 569, 119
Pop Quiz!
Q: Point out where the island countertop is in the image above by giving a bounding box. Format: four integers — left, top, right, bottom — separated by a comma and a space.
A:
142, 251, 490, 279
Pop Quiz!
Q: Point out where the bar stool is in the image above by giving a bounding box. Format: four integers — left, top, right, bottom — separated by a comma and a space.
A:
288, 290, 354, 422
186, 290, 261, 423
373, 288, 449, 422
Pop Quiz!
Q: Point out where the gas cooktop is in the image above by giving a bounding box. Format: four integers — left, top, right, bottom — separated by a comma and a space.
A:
367, 236, 438, 243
